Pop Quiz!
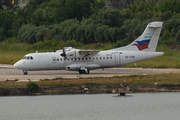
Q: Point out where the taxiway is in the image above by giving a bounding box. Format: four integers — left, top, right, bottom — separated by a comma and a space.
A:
0, 65, 180, 81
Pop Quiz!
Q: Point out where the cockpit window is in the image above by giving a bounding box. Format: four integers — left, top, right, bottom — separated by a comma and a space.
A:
22, 56, 26, 59
22, 56, 33, 60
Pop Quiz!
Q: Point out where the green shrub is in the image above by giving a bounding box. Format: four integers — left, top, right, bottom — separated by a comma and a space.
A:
27, 82, 39, 91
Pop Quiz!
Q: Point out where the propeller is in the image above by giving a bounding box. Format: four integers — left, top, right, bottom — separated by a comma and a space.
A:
60, 47, 67, 60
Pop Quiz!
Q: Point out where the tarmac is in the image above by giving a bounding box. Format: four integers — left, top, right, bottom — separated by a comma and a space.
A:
0, 64, 180, 82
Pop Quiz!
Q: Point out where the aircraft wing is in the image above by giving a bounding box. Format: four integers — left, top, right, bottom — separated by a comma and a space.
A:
79, 50, 101, 56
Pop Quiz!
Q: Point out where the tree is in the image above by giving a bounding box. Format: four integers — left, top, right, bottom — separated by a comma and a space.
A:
12, 4, 34, 37
0, 0, 19, 11
0, 0, 12, 10
0, 27, 3, 41
158, 0, 180, 13
91, 9, 123, 28
18, 24, 37, 44
29, 0, 50, 10
36, 0, 105, 23
0, 9, 15, 39
110, 0, 134, 9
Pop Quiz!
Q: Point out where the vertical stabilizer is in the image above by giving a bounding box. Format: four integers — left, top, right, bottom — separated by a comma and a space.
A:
110, 22, 163, 52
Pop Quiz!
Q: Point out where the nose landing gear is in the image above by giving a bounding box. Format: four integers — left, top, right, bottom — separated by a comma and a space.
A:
23, 70, 28, 75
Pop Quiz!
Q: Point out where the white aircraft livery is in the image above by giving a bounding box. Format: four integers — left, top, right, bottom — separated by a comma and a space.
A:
14, 21, 164, 75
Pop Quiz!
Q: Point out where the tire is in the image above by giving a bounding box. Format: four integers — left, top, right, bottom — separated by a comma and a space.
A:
84, 70, 90, 74
79, 69, 84, 74
79, 69, 90, 74
23, 70, 28, 75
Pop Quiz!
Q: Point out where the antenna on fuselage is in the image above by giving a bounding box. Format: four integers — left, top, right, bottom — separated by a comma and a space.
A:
53, 45, 56, 52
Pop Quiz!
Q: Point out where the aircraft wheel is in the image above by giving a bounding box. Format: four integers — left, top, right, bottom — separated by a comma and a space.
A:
84, 70, 90, 74
23, 70, 28, 75
79, 69, 90, 74
79, 69, 84, 74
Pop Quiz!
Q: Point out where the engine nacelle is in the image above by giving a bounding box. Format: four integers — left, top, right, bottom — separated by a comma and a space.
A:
65, 48, 82, 59
61, 47, 100, 59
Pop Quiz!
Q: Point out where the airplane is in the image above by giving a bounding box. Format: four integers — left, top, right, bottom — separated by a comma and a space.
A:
14, 21, 164, 75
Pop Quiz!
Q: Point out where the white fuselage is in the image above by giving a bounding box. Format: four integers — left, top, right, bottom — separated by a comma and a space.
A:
14, 50, 163, 71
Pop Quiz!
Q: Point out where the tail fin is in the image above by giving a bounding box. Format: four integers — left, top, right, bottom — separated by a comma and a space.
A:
110, 21, 163, 52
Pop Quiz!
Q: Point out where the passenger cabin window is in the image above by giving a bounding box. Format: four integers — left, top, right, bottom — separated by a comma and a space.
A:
110, 57, 112, 59
100, 57, 101, 60
82, 58, 84, 60
89, 57, 91, 60
103, 57, 105, 59
57, 58, 59, 61
107, 57, 109, 59
96, 57, 98, 60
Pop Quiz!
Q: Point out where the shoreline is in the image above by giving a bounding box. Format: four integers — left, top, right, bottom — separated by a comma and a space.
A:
0, 84, 180, 96
0, 69, 180, 96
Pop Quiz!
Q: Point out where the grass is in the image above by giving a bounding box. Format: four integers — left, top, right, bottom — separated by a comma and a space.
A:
124, 56, 180, 68
0, 73, 180, 88
0, 53, 25, 64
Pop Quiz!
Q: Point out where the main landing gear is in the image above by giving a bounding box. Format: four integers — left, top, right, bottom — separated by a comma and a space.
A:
79, 69, 90, 74
23, 70, 28, 75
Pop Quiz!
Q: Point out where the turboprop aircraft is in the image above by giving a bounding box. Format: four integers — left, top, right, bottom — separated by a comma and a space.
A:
14, 21, 164, 75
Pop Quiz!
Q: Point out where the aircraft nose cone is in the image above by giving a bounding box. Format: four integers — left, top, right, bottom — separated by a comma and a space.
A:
14, 61, 20, 69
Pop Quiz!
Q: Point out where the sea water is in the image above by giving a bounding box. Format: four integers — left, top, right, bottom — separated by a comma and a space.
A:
0, 93, 180, 120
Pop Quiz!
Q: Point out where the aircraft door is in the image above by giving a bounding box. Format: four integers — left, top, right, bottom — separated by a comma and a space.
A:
115, 52, 121, 65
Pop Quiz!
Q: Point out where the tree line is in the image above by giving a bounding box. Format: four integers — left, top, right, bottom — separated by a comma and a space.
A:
1, 0, 180, 46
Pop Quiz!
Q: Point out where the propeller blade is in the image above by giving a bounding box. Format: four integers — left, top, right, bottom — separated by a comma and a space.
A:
60, 47, 67, 60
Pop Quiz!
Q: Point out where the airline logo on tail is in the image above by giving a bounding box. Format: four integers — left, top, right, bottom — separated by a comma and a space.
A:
132, 39, 150, 50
